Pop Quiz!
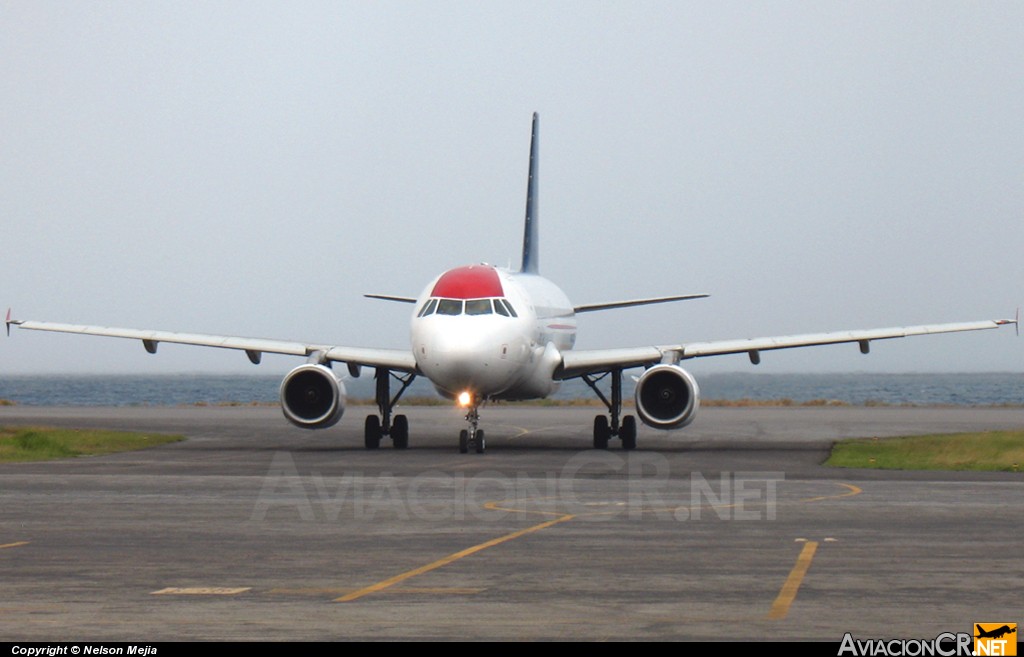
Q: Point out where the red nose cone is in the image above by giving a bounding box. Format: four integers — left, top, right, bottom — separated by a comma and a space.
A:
431, 265, 504, 299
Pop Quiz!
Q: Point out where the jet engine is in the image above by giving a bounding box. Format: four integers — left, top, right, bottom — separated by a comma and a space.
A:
280, 364, 346, 429
634, 364, 700, 429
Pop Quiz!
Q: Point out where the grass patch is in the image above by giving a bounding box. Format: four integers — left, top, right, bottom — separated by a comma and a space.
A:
0, 426, 184, 462
826, 430, 1024, 472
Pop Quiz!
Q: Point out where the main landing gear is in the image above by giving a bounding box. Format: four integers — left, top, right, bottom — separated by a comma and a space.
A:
458, 403, 486, 454
364, 368, 416, 450
582, 369, 637, 450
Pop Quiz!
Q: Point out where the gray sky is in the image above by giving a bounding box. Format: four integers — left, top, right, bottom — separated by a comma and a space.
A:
2, 1, 1022, 375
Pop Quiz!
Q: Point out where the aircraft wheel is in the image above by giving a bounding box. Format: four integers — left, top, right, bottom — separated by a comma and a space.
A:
459, 429, 469, 454
620, 415, 637, 450
593, 415, 610, 450
475, 430, 486, 454
364, 415, 382, 450
392, 414, 409, 449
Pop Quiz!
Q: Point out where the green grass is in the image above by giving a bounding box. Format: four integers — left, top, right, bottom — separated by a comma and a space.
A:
826, 430, 1024, 472
0, 426, 184, 462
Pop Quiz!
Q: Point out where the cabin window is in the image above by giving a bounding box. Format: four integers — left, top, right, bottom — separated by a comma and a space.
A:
437, 299, 463, 316
465, 299, 493, 316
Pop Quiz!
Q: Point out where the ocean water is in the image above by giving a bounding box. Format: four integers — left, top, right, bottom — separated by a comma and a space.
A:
1, 372, 1022, 407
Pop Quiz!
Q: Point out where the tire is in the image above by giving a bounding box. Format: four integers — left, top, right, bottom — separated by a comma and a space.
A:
593, 415, 610, 449
364, 415, 381, 450
392, 414, 409, 449
475, 430, 486, 454
459, 429, 469, 454
621, 415, 637, 450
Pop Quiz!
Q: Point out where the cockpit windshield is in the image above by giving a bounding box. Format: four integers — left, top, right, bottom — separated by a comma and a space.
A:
418, 297, 517, 317
436, 299, 463, 316
465, 299, 492, 315
417, 298, 439, 317
494, 298, 517, 317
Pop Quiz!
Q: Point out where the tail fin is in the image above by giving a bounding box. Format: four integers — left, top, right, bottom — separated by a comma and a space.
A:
520, 112, 540, 274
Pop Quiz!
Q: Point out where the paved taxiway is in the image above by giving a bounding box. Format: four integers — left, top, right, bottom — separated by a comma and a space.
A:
1, 404, 1021, 640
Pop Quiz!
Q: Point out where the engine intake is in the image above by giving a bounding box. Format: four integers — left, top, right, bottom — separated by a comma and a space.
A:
280, 364, 346, 429
634, 364, 700, 429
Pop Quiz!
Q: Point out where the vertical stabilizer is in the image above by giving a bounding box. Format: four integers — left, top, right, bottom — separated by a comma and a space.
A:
520, 112, 540, 274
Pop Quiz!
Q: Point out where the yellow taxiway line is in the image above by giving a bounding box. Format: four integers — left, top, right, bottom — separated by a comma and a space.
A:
336, 513, 574, 602
767, 540, 819, 620
801, 483, 862, 503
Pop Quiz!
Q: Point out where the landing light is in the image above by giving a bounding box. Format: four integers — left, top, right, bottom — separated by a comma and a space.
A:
457, 391, 473, 407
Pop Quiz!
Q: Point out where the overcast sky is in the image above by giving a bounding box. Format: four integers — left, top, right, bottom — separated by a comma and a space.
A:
2, 2, 1022, 375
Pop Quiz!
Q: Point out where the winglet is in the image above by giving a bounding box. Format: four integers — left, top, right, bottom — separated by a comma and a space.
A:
995, 309, 1019, 337
520, 112, 540, 274
5, 308, 11, 337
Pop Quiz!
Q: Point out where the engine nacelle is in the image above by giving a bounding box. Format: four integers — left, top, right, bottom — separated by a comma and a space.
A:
280, 364, 346, 429
634, 364, 700, 429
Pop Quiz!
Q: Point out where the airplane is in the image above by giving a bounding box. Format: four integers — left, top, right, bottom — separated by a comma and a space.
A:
5, 114, 1017, 453
976, 624, 1016, 640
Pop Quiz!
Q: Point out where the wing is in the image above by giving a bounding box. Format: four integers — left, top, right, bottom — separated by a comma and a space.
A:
363, 294, 418, 304
574, 293, 708, 313
557, 318, 1015, 379
6, 317, 418, 373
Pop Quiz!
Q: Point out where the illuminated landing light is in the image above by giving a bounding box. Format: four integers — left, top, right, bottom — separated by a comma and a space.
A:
457, 391, 473, 407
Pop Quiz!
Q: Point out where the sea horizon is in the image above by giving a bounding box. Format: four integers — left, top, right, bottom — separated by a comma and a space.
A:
2, 372, 1022, 408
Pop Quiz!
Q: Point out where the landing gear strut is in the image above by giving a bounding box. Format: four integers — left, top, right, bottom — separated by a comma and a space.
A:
582, 369, 637, 450
458, 403, 485, 454
364, 368, 416, 450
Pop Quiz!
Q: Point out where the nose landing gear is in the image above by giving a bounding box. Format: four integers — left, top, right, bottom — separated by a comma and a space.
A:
458, 400, 486, 454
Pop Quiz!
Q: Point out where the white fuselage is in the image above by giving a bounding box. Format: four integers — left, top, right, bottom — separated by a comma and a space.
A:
410, 264, 576, 401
